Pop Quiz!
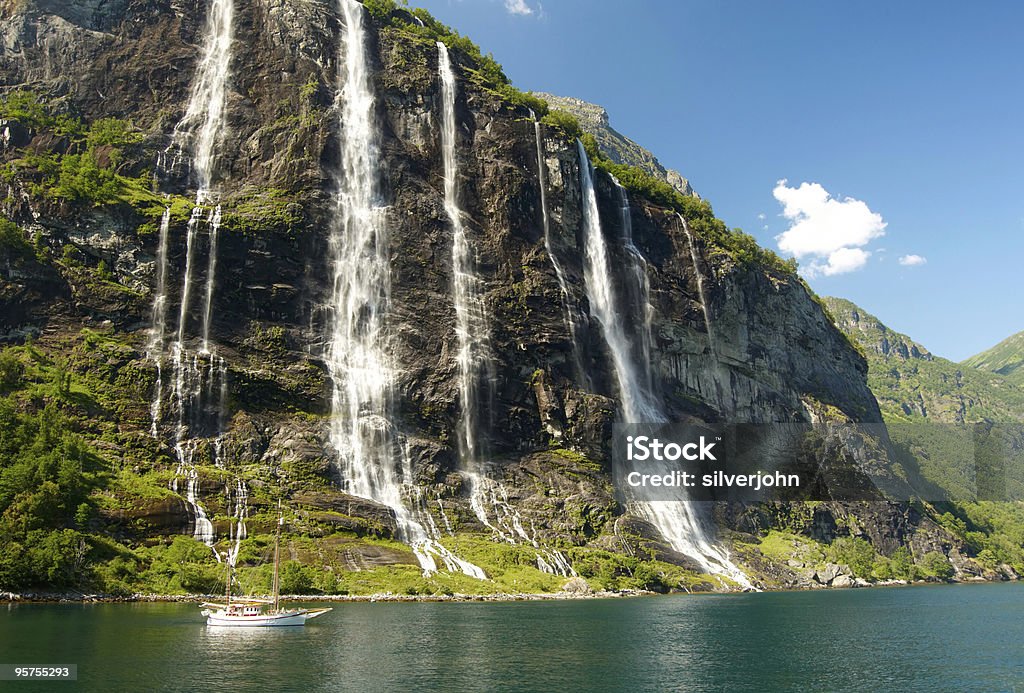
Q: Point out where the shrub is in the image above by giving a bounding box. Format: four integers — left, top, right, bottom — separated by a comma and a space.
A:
540, 110, 582, 139
890, 546, 915, 580
0, 350, 24, 393
0, 216, 32, 262
826, 536, 875, 579
920, 551, 954, 580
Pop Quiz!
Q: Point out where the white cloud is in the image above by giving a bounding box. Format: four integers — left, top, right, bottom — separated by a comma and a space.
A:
898, 254, 927, 266
757, 212, 766, 221
820, 247, 870, 275
503, 0, 533, 15
773, 179, 887, 277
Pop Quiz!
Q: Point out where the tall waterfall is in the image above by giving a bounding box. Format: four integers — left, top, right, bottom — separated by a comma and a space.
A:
678, 213, 717, 356
147, 207, 172, 435
438, 41, 491, 474
149, 0, 235, 546
153, 0, 234, 444
438, 48, 572, 577
612, 176, 655, 394
169, 0, 234, 193
534, 117, 585, 381
577, 141, 661, 423
325, 4, 483, 579
577, 142, 750, 587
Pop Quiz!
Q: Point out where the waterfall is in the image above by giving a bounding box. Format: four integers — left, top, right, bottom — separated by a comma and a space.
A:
677, 213, 717, 356
326, 3, 483, 579
170, 0, 234, 193
438, 41, 491, 474
534, 117, 586, 381
150, 0, 235, 548
439, 46, 572, 577
201, 204, 222, 354
577, 141, 661, 424
226, 479, 248, 567
612, 176, 655, 394
577, 142, 750, 587
148, 207, 172, 435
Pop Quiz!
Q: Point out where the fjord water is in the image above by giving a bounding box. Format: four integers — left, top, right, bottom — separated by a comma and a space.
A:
4, 584, 1022, 692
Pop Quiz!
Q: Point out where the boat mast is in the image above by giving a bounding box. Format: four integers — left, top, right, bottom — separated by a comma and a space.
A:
272, 500, 282, 612
224, 536, 232, 606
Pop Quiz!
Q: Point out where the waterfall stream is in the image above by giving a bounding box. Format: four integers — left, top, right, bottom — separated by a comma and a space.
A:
148, 207, 172, 435
438, 47, 573, 577
678, 213, 717, 357
149, 0, 235, 547
533, 117, 585, 381
577, 142, 750, 587
438, 41, 491, 478
324, 5, 483, 579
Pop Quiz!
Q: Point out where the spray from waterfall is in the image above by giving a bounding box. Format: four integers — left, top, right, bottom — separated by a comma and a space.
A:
324, 3, 483, 579
577, 142, 750, 587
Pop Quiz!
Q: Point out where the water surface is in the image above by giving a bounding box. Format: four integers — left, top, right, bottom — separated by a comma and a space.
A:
2, 583, 1022, 691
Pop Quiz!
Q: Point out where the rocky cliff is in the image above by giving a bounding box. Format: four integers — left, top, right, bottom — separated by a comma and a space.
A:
533, 92, 694, 197
0, 0, 983, 595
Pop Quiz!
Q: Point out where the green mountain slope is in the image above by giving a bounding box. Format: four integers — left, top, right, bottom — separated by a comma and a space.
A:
825, 298, 1024, 574
963, 331, 1024, 381
823, 297, 1024, 424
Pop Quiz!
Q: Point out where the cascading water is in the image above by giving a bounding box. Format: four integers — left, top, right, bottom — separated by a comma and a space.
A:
440, 45, 573, 578
148, 207, 172, 436
150, 0, 235, 546
201, 204, 222, 354
165, 0, 234, 429
577, 141, 661, 423
226, 480, 248, 567
168, 0, 233, 192
438, 41, 491, 477
612, 176, 655, 394
577, 142, 750, 587
325, 2, 483, 579
677, 212, 717, 357
533, 116, 585, 380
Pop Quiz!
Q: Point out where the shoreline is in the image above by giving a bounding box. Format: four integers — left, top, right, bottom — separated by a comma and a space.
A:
1, 575, 1013, 604
0, 588, 656, 604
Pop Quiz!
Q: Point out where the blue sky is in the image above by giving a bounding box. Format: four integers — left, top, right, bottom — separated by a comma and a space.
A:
411, 0, 1023, 361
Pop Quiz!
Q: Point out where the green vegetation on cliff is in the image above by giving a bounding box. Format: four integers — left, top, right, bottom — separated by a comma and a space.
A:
0, 90, 187, 219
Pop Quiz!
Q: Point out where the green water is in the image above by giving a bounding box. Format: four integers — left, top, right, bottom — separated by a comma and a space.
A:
2, 583, 1022, 692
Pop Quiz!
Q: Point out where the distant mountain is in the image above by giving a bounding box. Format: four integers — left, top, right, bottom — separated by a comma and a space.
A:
532, 92, 695, 197
823, 297, 1024, 424
963, 331, 1024, 381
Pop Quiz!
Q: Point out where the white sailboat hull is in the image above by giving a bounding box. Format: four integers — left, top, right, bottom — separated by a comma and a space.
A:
206, 611, 309, 627
203, 605, 332, 627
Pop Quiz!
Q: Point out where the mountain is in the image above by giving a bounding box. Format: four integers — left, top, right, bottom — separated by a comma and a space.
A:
823, 297, 1024, 424
0, 0, 990, 596
825, 296, 1024, 575
532, 92, 695, 197
963, 331, 1024, 381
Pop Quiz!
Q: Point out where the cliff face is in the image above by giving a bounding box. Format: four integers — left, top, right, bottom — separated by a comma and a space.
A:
0, 0, 967, 593
533, 92, 694, 197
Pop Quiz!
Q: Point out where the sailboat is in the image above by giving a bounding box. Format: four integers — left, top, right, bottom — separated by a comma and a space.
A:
201, 502, 332, 627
